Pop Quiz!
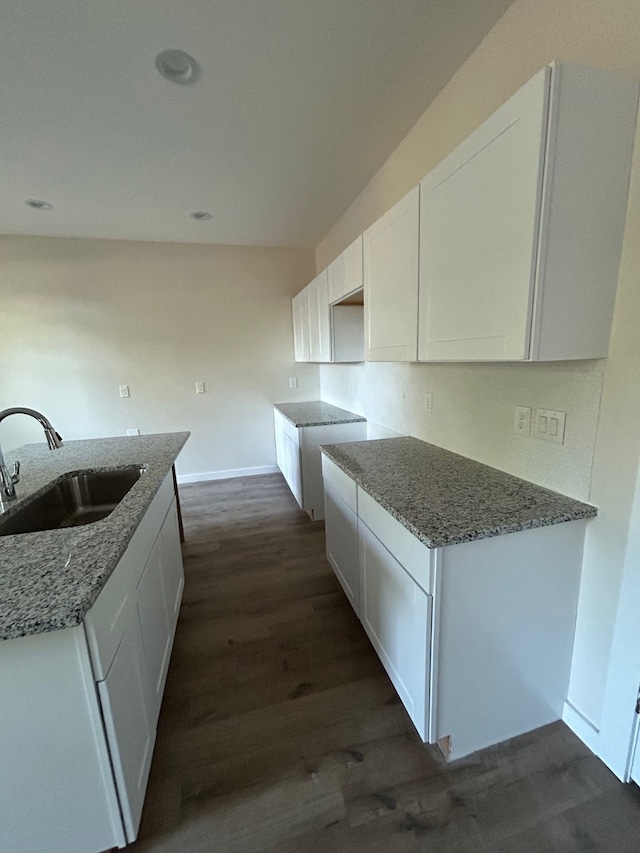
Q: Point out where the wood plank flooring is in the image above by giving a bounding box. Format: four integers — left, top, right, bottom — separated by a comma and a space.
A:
129, 474, 640, 852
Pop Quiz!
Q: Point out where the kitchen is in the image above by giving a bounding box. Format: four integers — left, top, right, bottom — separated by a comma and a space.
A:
3, 0, 640, 850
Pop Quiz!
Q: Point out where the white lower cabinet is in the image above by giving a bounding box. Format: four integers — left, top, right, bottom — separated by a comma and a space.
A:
0, 471, 185, 853
97, 615, 155, 842
274, 408, 366, 520
322, 454, 586, 760
136, 531, 173, 722
322, 453, 359, 612
359, 518, 432, 740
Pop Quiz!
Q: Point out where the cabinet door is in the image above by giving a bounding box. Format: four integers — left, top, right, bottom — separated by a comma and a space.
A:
97, 617, 154, 843
328, 235, 363, 304
136, 534, 172, 724
292, 289, 310, 362
364, 186, 419, 361
418, 68, 549, 361
308, 272, 331, 362
160, 500, 184, 629
324, 483, 359, 615
358, 518, 432, 739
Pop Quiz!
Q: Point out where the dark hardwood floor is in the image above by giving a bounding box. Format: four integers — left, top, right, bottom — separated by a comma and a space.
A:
129, 474, 640, 852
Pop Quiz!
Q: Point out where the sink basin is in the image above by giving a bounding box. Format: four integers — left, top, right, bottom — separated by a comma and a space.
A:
0, 467, 145, 536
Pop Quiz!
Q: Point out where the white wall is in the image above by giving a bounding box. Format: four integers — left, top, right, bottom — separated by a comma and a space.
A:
0, 236, 318, 479
316, 0, 640, 739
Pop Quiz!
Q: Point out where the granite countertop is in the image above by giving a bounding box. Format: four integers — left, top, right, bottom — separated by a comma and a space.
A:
274, 400, 365, 428
321, 436, 597, 549
0, 432, 189, 641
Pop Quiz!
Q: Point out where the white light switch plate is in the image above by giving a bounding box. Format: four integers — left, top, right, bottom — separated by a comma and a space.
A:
535, 408, 566, 444
119, 384, 130, 398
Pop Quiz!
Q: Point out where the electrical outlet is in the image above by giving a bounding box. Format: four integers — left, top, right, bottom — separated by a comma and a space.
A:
424, 393, 433, 414
195, 380, 205, 394
534, 408, 566, 444
514, 406, 531, 435
126, 428, 140, 436
119, 384, 130, 398
289, 377, 297, 389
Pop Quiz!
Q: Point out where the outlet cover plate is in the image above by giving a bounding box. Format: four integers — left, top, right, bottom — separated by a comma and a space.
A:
514, 406, 531, 435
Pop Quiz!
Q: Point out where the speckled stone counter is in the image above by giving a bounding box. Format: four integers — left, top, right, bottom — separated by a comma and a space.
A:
321, 436, 596, 549
274, 401, 365, 428
0, 432, 189, 640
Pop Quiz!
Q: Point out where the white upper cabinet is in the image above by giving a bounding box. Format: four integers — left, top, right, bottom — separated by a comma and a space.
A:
364, 186, 419, 361
292, 289, 310, 362
328, 235, 363, 304
418, 63, 639, 362
308, 270, 332, 363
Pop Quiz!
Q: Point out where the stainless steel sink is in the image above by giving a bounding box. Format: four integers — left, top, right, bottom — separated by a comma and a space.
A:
0, 467, 145, 536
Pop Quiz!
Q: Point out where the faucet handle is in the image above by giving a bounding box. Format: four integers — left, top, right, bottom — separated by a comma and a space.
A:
11, 461, 20, 483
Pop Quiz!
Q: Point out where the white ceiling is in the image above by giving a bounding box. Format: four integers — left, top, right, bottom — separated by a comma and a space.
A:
2, 0, 514, 247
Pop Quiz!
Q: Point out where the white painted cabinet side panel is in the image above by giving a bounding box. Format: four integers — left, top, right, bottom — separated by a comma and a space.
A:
332, 305, 364, 362
364, 186, 419, 362
342, 235, 364, 299
307, 278, 320, 362
98, 617, 155, 843
299, 420, 366, 520
315, 269, 332, 362
419, 68, 549, 362
435, 520, 586, 760
0, 627, 124, 853
292, 289, 310, 362
532, 64, 639, 360
327, 254, 345, 305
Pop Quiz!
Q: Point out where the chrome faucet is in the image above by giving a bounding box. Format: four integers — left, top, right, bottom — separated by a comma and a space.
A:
0, 407, 63, 501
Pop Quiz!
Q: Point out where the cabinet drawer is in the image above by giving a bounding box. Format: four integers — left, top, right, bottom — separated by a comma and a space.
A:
321, 454, 357, 513
282, 416, 300, 446
84, 471, 175, 680
357, 488, 435, 594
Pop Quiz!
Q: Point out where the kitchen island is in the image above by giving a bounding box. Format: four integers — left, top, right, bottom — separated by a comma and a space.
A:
0, 431, 189, 853
321, 437, 596, 761
0, 431, 189, 640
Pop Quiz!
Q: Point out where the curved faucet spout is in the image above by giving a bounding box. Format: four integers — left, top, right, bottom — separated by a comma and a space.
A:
0, 407, 63, 450
0, 408, 63, 501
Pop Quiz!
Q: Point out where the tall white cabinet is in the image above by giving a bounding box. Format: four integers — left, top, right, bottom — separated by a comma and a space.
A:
418, 63, 639, 362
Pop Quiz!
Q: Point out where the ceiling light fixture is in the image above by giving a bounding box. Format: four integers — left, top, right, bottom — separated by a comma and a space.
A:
190, 211, 212, 221
25, 199, 52, 210
155, 49, 201, 85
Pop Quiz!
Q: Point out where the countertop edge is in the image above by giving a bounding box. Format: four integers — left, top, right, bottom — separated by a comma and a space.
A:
0, 432, 190, 641
320, 442, 597, 549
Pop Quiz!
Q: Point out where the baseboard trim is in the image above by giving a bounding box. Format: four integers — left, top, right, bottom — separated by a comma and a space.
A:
177, 465, 279, 484
562, 699, 600, 754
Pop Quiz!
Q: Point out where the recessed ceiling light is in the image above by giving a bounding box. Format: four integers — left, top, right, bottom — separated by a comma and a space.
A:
155, 49, 200, 85
25, 199, 52, 210
190, 211, 212, 221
